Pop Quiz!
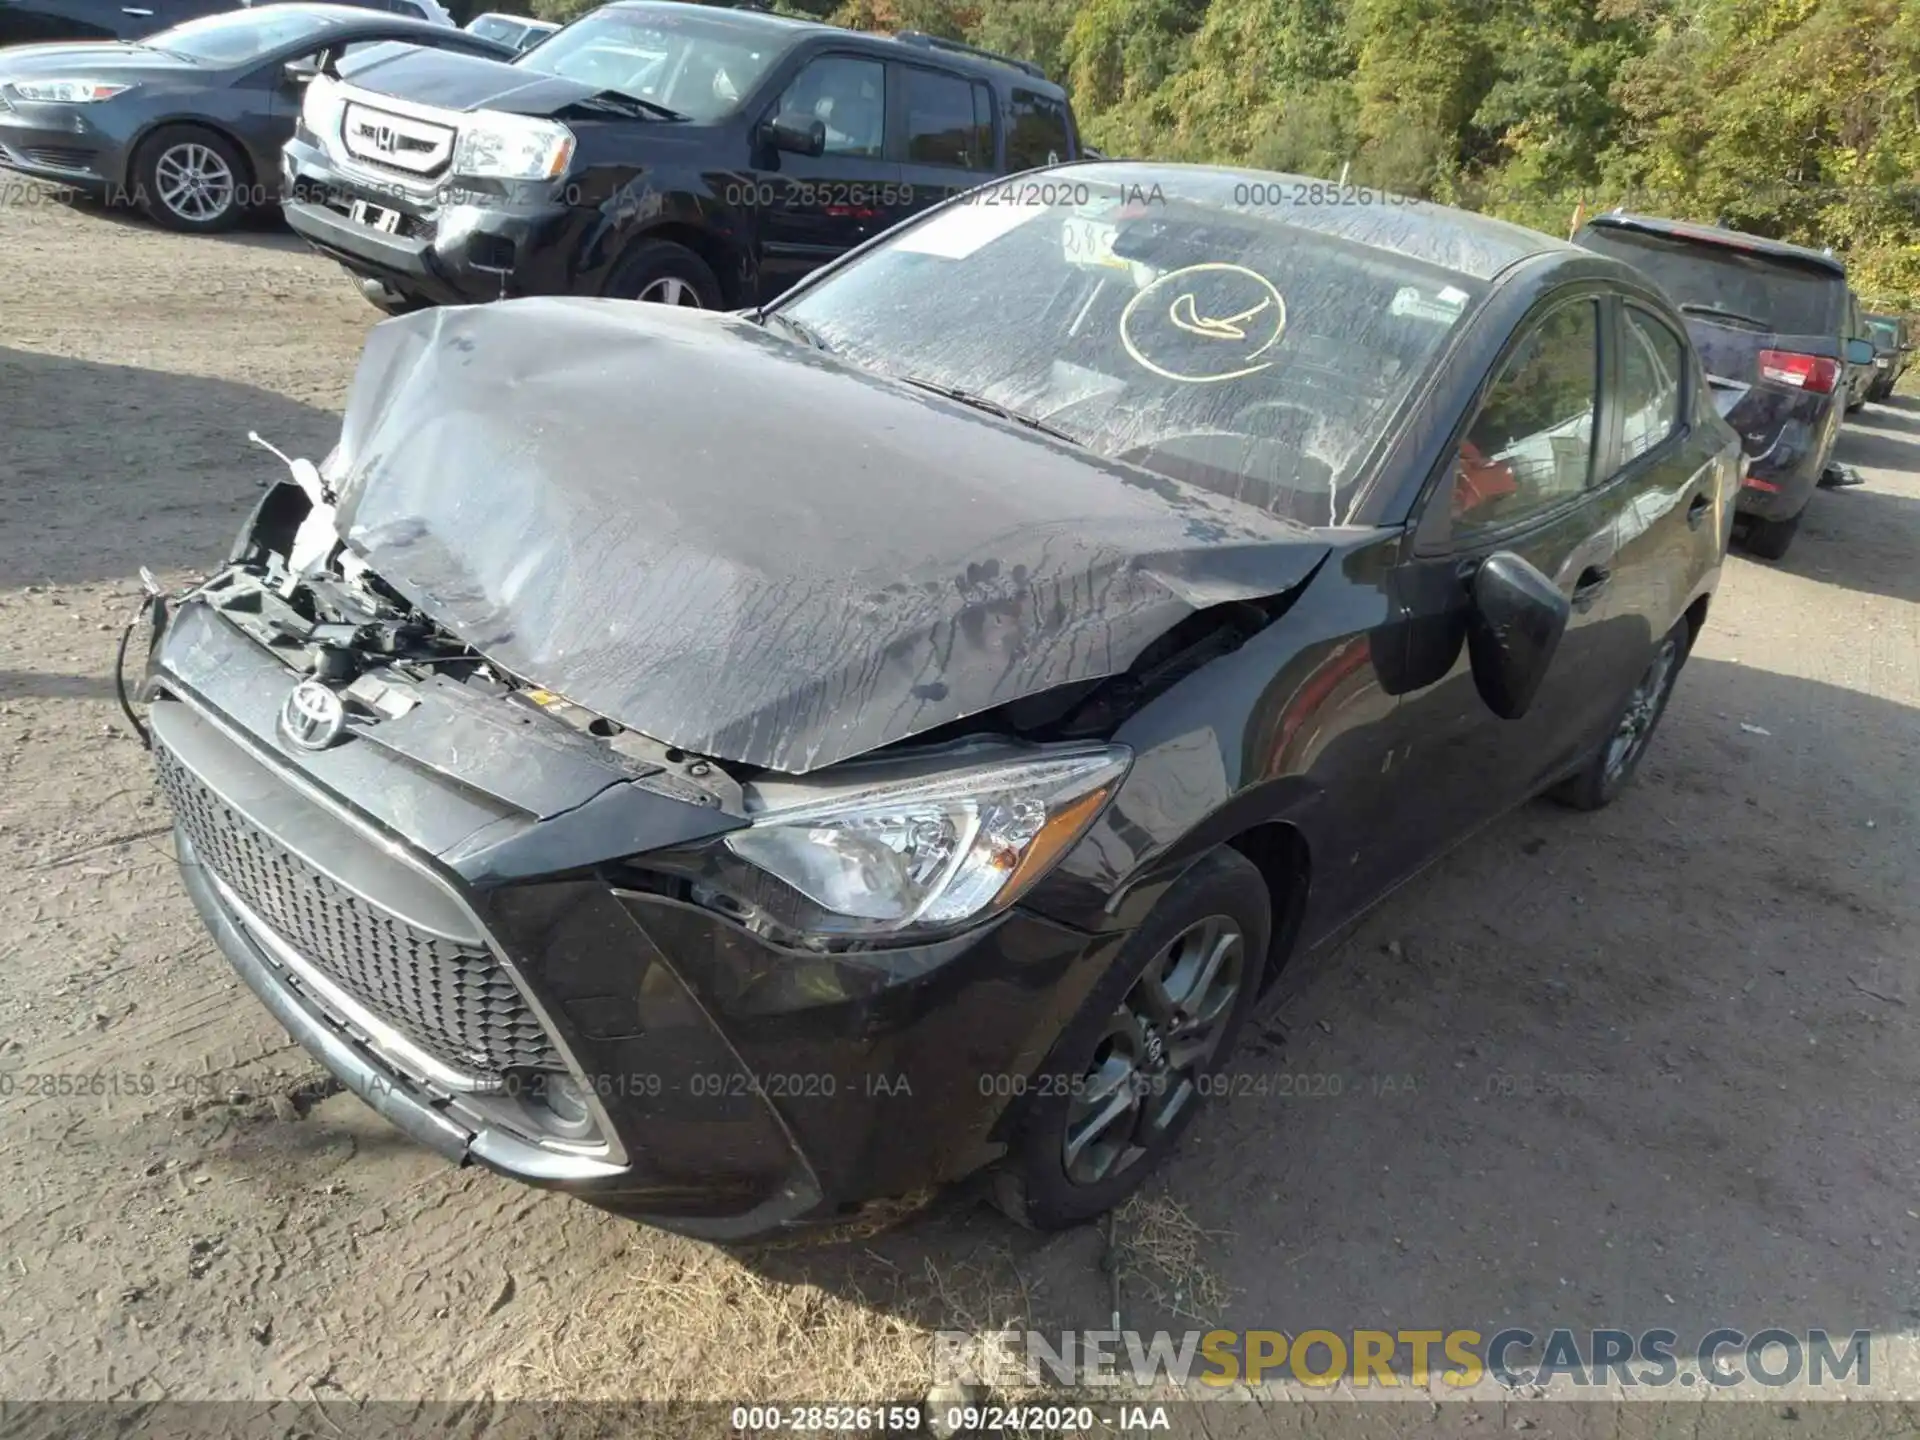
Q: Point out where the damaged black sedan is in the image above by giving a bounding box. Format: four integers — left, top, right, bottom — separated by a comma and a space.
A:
137, 163, 1742, 1238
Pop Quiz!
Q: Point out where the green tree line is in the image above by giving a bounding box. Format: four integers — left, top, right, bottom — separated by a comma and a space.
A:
526, 0, 1920, 306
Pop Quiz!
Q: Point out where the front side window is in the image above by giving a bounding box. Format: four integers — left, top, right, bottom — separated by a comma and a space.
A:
1450, 300, 1600, 538
772, 54, 884, 158
775, 168, 1485, 525
516, 5, 785, 122
1619, 307, 1684, 464
903, 67, 990, 170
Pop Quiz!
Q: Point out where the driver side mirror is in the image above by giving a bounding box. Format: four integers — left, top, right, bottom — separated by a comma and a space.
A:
1466, 552, 1571, 720
763, 116, 825, 158
283, 56, 321, 85
1845, 337, 1876, 365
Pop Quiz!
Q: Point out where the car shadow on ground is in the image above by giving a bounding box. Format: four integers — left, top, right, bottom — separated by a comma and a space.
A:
1766, 412, 1920, 606
726, 654, 1920, 1378
32, 183, 306, 252
0, 345, 338, 589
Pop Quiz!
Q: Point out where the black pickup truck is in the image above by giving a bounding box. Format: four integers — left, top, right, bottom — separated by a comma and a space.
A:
281, 0, 1080, 311
1574, 212, 1872, 560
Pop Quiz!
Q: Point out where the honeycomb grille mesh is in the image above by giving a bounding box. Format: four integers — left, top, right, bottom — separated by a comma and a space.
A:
157, 744, 561, 1080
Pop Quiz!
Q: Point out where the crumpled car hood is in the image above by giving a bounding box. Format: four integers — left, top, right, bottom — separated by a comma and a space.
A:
327, 299, 1331, 774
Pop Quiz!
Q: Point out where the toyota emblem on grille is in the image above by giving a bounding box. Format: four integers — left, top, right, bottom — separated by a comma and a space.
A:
281, 678, 348, 751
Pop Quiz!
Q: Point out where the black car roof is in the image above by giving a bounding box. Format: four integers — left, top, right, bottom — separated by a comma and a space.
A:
1581, 211, 1848, 276
598, 0, 1068, 95
1061, 162, 1576, 282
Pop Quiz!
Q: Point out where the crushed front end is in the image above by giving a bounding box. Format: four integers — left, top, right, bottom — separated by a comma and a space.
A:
136, 472, 1121, 1238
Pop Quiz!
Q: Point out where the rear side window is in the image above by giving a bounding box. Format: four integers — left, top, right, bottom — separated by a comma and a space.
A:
903, 67, 991, 170
1451, 300, 1602, 539
1619, 307, 1686, 463
1006, 87, 1070, 170
1576, 226, 1841, 338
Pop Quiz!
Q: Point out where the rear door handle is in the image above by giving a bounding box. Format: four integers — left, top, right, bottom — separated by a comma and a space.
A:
1572, 564, 1611, 611
122, 6, 154, 13
1687, 491, 1712, 529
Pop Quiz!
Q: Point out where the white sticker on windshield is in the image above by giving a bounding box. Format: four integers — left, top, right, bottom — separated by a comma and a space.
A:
1061, 216, 1126, 271
893, 201, 1045, 259
1391, 285, 1468, 324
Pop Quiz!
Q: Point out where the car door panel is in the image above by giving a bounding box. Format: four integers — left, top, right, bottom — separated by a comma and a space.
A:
1601, 301, 1730, 661
1355, 291, 1645, 903
749, 50, 903, 305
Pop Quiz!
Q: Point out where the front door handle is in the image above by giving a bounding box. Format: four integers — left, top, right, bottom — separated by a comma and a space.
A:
122, 6, 154, 14
1571, 564, 1611, 612
1687, 491, 1712, 530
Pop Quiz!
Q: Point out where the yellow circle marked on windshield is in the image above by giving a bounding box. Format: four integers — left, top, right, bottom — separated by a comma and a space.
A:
1119, 263, 1287, 383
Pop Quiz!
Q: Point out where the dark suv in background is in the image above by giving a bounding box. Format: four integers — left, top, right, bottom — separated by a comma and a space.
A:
281, 0, 1080, 311
1865, 311, 1912, 400
1574, 212, 1871, 559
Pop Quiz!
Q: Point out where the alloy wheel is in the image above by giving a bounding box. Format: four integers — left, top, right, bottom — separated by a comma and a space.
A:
1603, 636, 1679, 784
635, 276, 704, 306
154, 142, 235, 225
1061, 914, 1244, 1186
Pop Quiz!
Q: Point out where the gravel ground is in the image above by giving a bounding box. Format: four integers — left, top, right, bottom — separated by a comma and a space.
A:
2, 186, 1917, 1433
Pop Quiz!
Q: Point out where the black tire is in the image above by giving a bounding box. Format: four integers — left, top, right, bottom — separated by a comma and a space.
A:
1738, 505, 1803, 560
133, 124, 248, 234
603, 239, 721, 308
990, 847, 1271, 1231
1550, 619, 1690, 812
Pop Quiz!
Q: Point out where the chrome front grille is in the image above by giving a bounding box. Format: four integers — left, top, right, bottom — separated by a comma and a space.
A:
340, 101, 455, 177
156, 743, 562, 1081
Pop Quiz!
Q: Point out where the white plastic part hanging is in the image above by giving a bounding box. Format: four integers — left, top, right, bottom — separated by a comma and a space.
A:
249, 430, 337, 596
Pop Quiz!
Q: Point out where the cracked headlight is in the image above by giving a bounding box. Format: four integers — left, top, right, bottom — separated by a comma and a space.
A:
707, 745, 1130, 940
451, 110, 574, 180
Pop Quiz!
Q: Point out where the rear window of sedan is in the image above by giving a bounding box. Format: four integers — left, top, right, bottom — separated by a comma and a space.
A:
778, 185, 1485, 526
1576, 225, 1843, 337
153, 7, 335, 61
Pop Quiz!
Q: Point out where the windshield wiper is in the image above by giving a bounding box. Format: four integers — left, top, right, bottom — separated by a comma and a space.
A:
1679, 302, 1772, 330
895, 376, 1083, 446
761, 311, 833, 354
574, 90, 686, 121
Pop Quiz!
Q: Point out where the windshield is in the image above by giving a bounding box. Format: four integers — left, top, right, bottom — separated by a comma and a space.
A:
775, 178, 1483, 525
515, 5, 784, 121
1578, 226, 1841, 337
151, 7, 332, 62
468, 14, 524, 43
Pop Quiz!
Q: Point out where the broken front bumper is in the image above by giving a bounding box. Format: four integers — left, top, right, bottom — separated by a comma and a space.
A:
145, 598, 1121, 1237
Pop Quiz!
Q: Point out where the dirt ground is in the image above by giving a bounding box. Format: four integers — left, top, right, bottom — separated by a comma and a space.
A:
2, 184, 1918, 1431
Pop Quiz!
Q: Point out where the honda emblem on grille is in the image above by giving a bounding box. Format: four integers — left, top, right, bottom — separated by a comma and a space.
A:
372, 124, 398, 153
280, 678, 348, 751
